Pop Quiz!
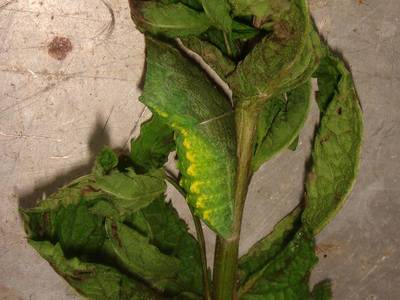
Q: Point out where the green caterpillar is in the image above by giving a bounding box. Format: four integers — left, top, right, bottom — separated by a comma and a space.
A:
140, 38, 237, 238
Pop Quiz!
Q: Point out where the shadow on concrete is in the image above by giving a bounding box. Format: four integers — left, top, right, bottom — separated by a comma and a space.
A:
18, 113, 112, 209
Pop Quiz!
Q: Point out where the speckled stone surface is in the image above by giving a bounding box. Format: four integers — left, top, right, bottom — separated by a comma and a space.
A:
0, 0, 399, 299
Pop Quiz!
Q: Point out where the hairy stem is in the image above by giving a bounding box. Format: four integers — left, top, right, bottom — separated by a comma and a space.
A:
213, 106, 259, 300
164, 170, 211, 300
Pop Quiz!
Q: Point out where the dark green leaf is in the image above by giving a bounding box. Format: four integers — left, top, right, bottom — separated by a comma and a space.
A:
238, 207, 302, 285
56, 200, 106, 255
142, 37, 237, 238
127, 198, 204, 296
160, 0, 203, 10
104, 219, 181, 292
252, 80, 311, 171
22, 175, 99, 211
96, 147, 118, 174
302, 49, 363, 234
200, 0, 232, 32
288, 136, 300, 151
227, 0, 313, 106
231, 21, 260, 41
23, 199, 107, 256
311, 280, 332, 300
186, 21, 259, 64
239, 229, 318, 299
30, 241, 162, 299
229, 0, 272, 17
93, 169, 166, 215
132, 2, 211, 38
23, 148, 203, 298
131, 114, 175, 173
201, 27, 241, 57
181, 37, 236, 78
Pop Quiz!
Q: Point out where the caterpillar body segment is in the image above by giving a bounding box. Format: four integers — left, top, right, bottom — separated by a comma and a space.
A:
175, 121, 236, 238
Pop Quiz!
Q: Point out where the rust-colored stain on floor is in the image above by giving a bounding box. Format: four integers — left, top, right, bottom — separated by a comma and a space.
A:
47, 36, 72, 61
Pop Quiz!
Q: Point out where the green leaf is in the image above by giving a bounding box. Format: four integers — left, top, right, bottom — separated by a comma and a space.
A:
132, 2, 211, 38
160, 0, 203, 10
22, 175, 99, 211
190, 21, 259, 60
238, 207, 302, 286
229, 0, 291, 18
288, 136, 299, 151
200, 0, 232, 32
23, 147, 203, 298
56, 200, 106, 255
231, 21, 260, 41
239, 229, 318, 299
141, 37, 237, 238
24, 197, 203, 298
227, 0, 313, 106
29, 241, 162, 299
96, 147, 118, 174
93, 169, 166, 215
127, 198, 204, 296
229, 0, 271, 17
201, 27, 241, 57
252, 80, 311, 171
302, 48, 363, 234
181, 37, 236, 79
104, 219, 181, 292
23, 199, 107, 256
311, 280, 332, 300
130, 114, 175, 173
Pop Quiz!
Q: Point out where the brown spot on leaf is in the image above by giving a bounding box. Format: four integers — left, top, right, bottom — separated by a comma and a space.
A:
71, 269, 93, 281
273, 21, 293, 41
111, 222, 122, 247
48, 36, 72, 61
320, 135, 330, 145
307, 171, 317, 183
39, 211, 50, 236
81, 185, 99, 196
337, 107, 343, 115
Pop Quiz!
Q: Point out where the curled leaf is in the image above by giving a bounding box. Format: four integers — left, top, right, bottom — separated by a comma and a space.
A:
29, 241, 162, 299
252, 80, 311, 170
181, 37, 236, 79
238, 207, 302, 285
227, 0, 312, 106
131, 1, 211, 38
229, 0, 272, 17
104, 219, 181, 291
130, 114, 175, 173
239, 229, 318, 299
200, 0, 233, 32
302, 48, 363, 234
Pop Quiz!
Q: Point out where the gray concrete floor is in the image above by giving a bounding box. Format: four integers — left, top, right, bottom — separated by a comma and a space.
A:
0, 0, 399, 299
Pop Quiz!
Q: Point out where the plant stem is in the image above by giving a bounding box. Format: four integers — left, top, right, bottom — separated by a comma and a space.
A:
223, 32, 233, 57
213, 106, 259, 300
164, 170, 212, 300
252, 16, 266, 28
